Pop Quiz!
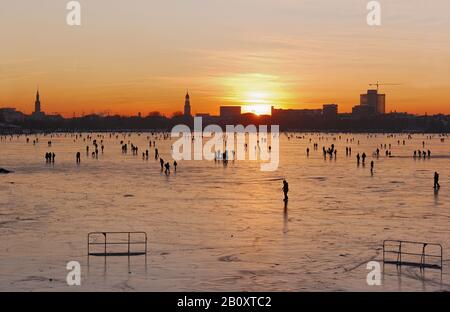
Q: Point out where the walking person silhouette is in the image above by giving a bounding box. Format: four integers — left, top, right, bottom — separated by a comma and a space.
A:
282, 180, 289, 202
434, 172, 440, 190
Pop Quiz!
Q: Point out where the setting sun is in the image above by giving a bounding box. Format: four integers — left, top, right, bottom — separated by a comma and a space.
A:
241, 91, 273, 115
242, 104, 272, 115
218, 73, 294, 114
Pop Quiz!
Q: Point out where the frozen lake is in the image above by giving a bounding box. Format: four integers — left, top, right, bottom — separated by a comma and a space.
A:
1, 132, 449, 291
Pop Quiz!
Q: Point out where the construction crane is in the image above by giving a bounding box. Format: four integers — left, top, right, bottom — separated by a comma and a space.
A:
369, 81, 401, 91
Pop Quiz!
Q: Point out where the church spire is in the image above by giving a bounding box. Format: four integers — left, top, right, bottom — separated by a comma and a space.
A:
34, 86, 41, 113
184, 91, 191, 117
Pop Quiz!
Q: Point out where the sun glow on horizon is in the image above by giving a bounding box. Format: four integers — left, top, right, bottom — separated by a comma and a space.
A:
1, 2, 450, 116
218, 73, 293, 115
241, 91, 273, 115
242, 104, 272, 115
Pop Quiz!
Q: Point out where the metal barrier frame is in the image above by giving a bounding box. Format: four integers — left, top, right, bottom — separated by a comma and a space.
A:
383, 240, 443, 270
88, 232, 148, 257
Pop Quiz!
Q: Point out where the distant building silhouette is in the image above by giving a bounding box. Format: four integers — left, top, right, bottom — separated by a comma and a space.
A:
195, 112, 218, 124
184, 91, 192, 117
352, 89, 385, 117
362, 89, 385, 114
35, 89, 41, 113
4, 84, 450, 133
31, 88, 45, 119
0, 108, 26, 123
322, 104, 338, 119
271, 106, 322, 119
196, 113, 210, 118
220, 106, 241, 119
352, 104, 375, 117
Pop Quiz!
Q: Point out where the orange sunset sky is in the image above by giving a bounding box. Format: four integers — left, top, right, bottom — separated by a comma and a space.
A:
1, 0, 450, 117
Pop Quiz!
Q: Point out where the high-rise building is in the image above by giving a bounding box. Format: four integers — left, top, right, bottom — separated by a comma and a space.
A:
360, 89, 385, 114
184, 91, 192, 117
352, 89, 386, 117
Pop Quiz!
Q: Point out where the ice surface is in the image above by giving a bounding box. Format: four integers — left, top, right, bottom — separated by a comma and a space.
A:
0, 132, 449, 291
